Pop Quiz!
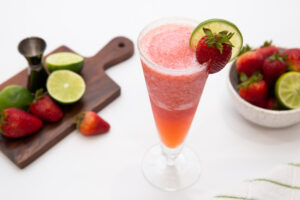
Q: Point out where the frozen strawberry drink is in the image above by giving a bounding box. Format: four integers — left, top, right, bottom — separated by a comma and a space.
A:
137, 18, 242, 191
139, 22, 208, 148
137, 19, 207, 191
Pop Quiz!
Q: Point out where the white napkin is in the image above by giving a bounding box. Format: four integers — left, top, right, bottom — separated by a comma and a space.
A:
211, 163, 300, 200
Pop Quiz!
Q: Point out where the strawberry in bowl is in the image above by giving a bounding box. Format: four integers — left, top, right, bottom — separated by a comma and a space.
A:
256, 40, 279, 59
236, 50, 264, 76
227, 42, 300, 128
238, 72, 268, 108
282, 48, 300, 72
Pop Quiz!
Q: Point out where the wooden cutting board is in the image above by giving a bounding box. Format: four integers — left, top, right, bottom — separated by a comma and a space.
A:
0, 37, 134, 169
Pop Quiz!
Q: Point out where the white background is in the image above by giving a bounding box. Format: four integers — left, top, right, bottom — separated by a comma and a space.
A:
0, 0, 300, 199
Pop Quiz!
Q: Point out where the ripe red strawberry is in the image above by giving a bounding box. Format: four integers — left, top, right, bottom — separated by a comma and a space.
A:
282, 48, 300, 72
256, 40, 279, 59
238, 72, 268, 108
266, 97, 280, 110
262, 53, 287, 87
196, 28, 233, 74
75, 111, 110, 135
236, 50, 264, 76
0, 108, 43, 138
29, 89, 63, 122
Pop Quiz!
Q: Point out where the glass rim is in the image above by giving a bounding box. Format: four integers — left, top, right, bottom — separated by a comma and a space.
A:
137, 17, 207, 75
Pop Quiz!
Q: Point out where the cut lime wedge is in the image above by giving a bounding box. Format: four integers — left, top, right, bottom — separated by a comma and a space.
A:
189, 18, 243, 62
47, 70, 86, 104
275, 72, 300, 109
46, 52, 84, 73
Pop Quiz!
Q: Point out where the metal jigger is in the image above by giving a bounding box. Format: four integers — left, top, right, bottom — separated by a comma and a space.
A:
18, 37, 48, 93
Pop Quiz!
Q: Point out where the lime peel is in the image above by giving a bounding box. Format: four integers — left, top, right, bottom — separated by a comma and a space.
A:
46, 52, 84, 73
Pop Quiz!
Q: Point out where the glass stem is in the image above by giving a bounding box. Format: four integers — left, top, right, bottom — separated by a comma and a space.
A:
161, 143, 183, 166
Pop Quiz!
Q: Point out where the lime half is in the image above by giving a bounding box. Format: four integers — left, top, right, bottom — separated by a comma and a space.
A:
47, 70, 86, 104
46, 52, 84, 73
189, 18, 243, 61
275, 72, 300, 109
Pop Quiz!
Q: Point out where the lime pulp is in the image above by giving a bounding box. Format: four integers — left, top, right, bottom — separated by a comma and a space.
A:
275, 72, 300, 109
46, 70, 86, 104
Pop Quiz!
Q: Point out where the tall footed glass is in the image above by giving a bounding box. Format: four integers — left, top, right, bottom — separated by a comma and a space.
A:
138, 18, 208, 191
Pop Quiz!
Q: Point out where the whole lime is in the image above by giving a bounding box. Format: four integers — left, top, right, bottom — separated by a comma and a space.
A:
0, 85, 34, 112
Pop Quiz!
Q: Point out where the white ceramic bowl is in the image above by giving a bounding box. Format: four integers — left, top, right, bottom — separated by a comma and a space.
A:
227, 62, 300, 128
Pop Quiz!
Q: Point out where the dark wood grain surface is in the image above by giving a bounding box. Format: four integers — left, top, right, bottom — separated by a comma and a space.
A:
0, 36, 134, 169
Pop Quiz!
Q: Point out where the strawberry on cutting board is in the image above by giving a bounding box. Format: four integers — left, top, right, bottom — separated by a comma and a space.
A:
75, 111, 110, 136
256, 40, 279, 59
196, 28, 233, 74
262, 53, 287, 87
29, 89, 63, 122
0, 108, 43, 138
238, 72, 268, 108
282, 48, 300, 72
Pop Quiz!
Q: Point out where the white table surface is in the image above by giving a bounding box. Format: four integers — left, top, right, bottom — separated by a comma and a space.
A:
1, 0, 300, 199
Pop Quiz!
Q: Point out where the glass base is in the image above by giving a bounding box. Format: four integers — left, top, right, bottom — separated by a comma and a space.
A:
142, 144, 201, 191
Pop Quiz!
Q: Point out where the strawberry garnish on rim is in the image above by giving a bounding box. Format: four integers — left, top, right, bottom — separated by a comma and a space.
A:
196, 28, 234, 74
